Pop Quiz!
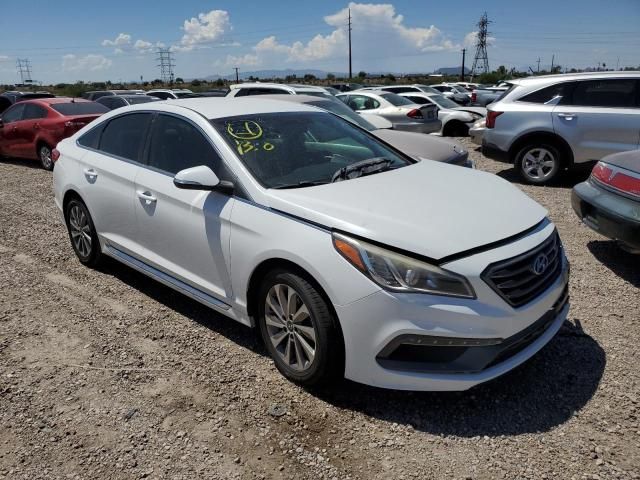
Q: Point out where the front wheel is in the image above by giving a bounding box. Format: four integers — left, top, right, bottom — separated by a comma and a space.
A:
64, 199, 103, 268
38, 144, 54, 171
257, 270, 343, 387
515, 143, 562, 185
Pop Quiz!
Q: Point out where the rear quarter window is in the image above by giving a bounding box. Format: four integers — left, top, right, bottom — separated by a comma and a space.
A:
517, 83, 571, 104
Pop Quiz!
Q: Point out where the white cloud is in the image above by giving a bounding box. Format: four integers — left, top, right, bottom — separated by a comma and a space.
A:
178, 10, 231, 51
463, 31, 495, 48
102, 33, 131, 47
0, 55, 9, 61
223, 2, 459, 68
62, 54, 112, 72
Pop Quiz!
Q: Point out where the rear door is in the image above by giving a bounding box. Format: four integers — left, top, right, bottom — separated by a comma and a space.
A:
133, 113, 235, 301
21, 103, 49, 157
552, 78, 640, 164
0, 103, 26, 157
78, 112, 152, 255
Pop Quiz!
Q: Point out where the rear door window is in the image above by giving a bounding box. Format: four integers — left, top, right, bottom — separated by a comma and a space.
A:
77, 123, 105, 149
23, 104, 49, 120
99, 113, 152, 162
570, 79, 637, 108
347, 95, 380, 110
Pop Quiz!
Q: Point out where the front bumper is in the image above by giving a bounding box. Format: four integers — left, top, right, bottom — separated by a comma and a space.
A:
572, 179, 640, 251
469, 121, 486, 145
335, 222, 570, 391
394, 120, 442, 134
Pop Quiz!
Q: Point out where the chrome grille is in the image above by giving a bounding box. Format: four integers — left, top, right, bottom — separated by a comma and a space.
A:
482, 231, 563, 308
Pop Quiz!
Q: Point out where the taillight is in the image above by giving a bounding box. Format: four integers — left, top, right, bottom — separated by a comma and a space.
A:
471, 91, 477, 103
64, 120, 85, 130
407, 108, 423, 119
591, 161, 640, 199
486, 110, 503, 128
51, 149, 60, 163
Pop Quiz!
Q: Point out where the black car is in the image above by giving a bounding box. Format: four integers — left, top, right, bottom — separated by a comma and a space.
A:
0, 91, 56, 113
572, 150, 640, 253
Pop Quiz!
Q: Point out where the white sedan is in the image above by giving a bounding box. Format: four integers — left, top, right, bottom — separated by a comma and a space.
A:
399, 92, 486, 137
53, 98, 569, 391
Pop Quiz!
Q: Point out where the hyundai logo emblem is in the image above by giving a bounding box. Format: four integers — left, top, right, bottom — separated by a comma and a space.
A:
532, 253, 549, 275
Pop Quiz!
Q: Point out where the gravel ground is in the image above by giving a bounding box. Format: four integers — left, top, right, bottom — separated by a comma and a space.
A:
0, 139, 639, 480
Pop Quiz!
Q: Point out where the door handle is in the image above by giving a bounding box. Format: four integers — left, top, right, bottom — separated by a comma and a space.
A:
83, 168, 98, 179
557, 113, 577, 119
137, 190, 157, 203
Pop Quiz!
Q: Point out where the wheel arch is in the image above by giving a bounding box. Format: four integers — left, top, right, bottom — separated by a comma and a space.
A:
508, 131, 574, 167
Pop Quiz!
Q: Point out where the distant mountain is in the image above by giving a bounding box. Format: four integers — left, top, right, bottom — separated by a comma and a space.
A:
435, 66, 471, 75
200, 69, 347, 81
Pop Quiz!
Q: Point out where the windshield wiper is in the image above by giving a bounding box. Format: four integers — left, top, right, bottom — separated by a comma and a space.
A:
330, 157, 393, 183
270, 180, 329, 190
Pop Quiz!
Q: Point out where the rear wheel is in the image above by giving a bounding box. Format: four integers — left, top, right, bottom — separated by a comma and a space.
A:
38, 143, 53, 171
64, 199, 103, 267
515, 143, 562, 185
257, 270, 343, 387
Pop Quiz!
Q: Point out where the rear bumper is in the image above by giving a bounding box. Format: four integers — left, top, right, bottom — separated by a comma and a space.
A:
482, 141, 510, 163
572, 180, 640, 250
394, 120, 442, 134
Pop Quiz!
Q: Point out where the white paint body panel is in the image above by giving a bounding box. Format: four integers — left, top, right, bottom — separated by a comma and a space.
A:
53, 98, 567, 391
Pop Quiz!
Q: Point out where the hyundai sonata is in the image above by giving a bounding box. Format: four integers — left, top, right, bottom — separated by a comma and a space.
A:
53, 98, 569, 391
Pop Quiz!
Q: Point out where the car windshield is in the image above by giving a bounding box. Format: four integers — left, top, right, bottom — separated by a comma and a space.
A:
307, 98, 376, 131
379, 93, 414, 106
429, 94, 459, 109
51, 102, 109, 115
416, 85, 440, 94
211, 111, 410, 188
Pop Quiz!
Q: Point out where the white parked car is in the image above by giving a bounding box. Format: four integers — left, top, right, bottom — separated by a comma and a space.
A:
53, 98, 569, 391
146, 89, 194, 100
336, 90, 441, 134
398, 92, 486, 136
226, 82, 331, 98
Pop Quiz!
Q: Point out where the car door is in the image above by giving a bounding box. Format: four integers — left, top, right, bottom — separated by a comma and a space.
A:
0, 103, 26, 157
553, 78, 640, 163
21, 103, 49, 157
77, 112, 152, 255
134, 113, 235, 302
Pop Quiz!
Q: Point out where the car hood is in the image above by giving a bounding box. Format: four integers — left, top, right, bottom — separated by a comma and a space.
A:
372, 129, 465, 163
265, 160, 547, 260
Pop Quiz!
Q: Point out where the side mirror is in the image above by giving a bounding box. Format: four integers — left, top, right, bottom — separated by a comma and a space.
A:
173, 165, 234, 194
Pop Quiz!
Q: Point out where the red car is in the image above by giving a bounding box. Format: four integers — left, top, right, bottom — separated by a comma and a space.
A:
0, 97, 108, 170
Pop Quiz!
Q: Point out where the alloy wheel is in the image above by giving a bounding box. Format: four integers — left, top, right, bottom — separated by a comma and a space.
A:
521, 147, 557, 181
69, 205, 92, 258
264, 284, 317, 372
39, 145, 52, 170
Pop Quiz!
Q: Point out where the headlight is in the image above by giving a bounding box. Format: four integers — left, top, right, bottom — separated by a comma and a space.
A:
332, 233, 476, 298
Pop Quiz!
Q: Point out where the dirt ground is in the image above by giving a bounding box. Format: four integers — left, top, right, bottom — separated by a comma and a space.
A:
1, 139, 639, 480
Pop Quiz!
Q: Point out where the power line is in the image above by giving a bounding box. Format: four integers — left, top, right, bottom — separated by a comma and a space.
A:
156, 48, 175, 84
470, 12, 491, 78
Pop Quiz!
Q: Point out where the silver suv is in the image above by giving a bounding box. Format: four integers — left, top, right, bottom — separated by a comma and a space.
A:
482, 72, 640, 184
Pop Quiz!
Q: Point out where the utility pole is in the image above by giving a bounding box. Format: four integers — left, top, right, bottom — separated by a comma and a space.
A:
16, 59, 33, 85
470, 12, 491, 79
616, 57, 620, 70
234, 67, 239, 83
460, 48, 466, 81
348, 8, 352, 79
536, 57, 541, 73
551, 54, 555, 73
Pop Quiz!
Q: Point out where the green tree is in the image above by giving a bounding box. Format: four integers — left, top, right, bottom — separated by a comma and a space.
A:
175, 77, 184, 84
326, 73, 336, 81
191, 79, 201, 86
358, 71, 367, 78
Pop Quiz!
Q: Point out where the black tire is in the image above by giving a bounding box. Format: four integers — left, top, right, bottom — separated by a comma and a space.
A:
257, 269, 344, 387
444, 121, 469, 137
64, 198, 103, 268
37, 143, 54, 171
514, 142, 563, 185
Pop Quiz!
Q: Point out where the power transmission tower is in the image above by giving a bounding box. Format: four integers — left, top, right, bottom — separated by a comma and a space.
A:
348, 8, 352, 79
470, 12, 491, 78
156, 49, 175, 84
16, 58, 33, 84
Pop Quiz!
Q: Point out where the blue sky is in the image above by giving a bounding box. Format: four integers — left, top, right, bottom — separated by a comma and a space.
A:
0, 0, 638, 84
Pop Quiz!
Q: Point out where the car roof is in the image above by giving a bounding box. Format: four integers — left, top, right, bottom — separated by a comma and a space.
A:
229, 83, 326, 93
337, 89, 389, 97
23, 97, 93, 105
509, 71, 640, 86
122, 97, 321, 119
